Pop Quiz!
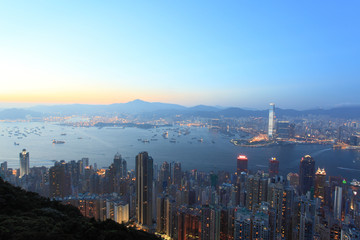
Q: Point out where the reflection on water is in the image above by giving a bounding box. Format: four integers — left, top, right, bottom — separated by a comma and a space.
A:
0, 122, 359, 179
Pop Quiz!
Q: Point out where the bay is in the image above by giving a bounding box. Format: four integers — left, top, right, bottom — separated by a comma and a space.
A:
0, 122, 359, 180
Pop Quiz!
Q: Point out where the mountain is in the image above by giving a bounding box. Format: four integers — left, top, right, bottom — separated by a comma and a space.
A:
0, 177, 159, 240
28, 99, 186, 115
0, 108, 42, 120
0, 100, 359, 119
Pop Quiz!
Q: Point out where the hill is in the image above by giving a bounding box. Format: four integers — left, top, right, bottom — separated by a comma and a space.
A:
0, 177, 159, 240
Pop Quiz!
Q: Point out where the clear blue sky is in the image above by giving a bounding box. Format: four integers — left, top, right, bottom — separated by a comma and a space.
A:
0, 1, 359, 109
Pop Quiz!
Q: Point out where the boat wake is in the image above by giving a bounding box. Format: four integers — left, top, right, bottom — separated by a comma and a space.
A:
311, 148, 331, 157
337, 167, 360, 172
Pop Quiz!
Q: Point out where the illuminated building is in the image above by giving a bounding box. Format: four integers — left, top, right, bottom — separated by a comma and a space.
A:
269, 157, 279, 177
330, 222, 341, 239
220, 207, 235, 240
135, 151, 153, 227
49, 161, 71, 198
268, 179, 295, 239
19, 149, 29, 178
252, 211, 270, 240
299, 155, 315, 195
237, 155, 248, 174
314, 168, 326, 202
246, 174, 268, 211
114, 202, 129, 224
296, 196, 316, 240
287, 172, 299, 189
201, 205, 221, 240
268, 103, 275, 139
177, 206, 201, 240
234, 207, 252, 240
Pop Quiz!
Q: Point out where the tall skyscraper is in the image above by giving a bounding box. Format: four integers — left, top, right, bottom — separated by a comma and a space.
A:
269, 157, 279, 177
314, 168, 326, 202
236, 155, 248, 174
19, 149, 29, 178
172, 162, 182, 186
136, 151, 153, 227
334, 186, 342, 220
268, 103, 275, 139
299, 155, 315, 195
113, 153, 123, 177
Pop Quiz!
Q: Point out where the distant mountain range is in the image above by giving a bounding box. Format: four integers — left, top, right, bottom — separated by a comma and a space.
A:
0, 99, 359, 120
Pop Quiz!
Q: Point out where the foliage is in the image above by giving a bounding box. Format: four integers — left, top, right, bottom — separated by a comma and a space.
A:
0, 178, 160, 240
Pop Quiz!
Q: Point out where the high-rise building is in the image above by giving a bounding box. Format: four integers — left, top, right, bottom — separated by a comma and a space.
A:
159, 161, 170, 192
49, 161, 71, 198
19, 149, 29, 178
269, 157, 279, 177
113, 153, 123, 177
246, 174, 268, 211
299, 155, 315, 195
268, 103, 275, 139
314, 168, 326, 202
201, 205, 220, 240
334, 186, 342, 220
172, 162, 182, 186
135, 151, 154, 227
177, 206, 202, 240
237, 155, 248, 174
220, 207, 235, 240
277, 121, 290, 139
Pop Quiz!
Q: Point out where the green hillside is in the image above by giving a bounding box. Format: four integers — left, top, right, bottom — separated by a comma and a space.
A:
0, 177, 160, 240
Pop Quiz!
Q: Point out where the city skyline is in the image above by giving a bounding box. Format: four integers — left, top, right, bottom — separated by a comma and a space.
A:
1, 1, 360, 109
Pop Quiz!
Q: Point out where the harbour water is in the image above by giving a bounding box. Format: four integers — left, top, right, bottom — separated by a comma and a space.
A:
0, 122, 359, 180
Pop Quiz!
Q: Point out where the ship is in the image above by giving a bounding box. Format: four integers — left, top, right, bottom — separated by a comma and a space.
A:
162, 131, 169, 139
52, 140, 65, 144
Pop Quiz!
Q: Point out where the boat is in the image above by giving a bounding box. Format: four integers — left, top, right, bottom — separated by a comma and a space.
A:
162, 132, 169, 139
52, 140, 65, 144
14, 142, 19, 146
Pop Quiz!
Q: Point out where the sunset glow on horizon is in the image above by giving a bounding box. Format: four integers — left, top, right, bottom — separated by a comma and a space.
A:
1, 1, 359, 109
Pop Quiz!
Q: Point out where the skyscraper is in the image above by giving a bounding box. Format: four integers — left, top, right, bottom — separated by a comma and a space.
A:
334, 186, 342, 220
299, 155, 315, 195
276, 121, 290, 139
236, 155, 248, 174
269, 157, 279, 177
113, 153, 123, 177
268, 103, 275, 139
314, 168, 326, 202
136, 151, 153, 227
172, 162, 182, 186
19, 149, 29, 178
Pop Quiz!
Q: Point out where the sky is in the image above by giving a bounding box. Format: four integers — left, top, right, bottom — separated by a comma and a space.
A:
0, 1, 359, 110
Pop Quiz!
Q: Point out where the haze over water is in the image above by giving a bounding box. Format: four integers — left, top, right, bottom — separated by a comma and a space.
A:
1, 122, 359, 180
